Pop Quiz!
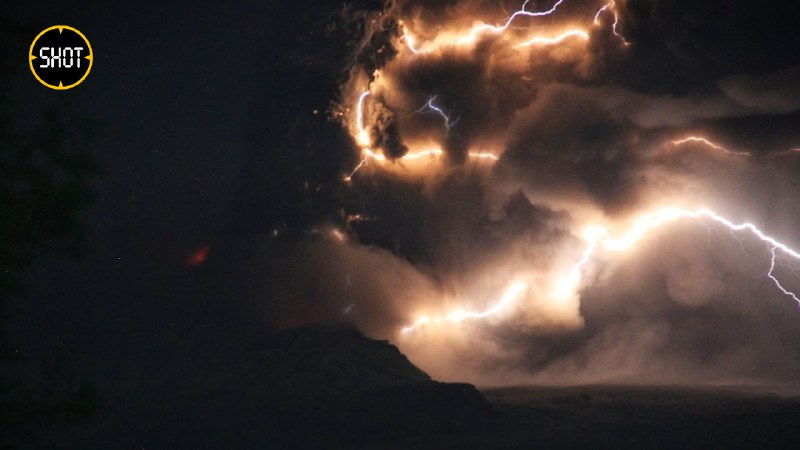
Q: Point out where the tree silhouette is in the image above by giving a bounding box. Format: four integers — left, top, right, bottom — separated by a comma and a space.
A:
1, 10, 100, 448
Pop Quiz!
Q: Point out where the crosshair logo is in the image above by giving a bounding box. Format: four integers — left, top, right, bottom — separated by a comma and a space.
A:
29, 25, 93, 90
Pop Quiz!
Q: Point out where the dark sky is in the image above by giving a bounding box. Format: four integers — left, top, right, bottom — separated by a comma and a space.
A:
7, 0, 800, 387
7, 0, 364, 373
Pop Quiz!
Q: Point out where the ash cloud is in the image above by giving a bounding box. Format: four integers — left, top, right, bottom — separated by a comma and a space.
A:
235, 0, 800, 386
719, 65, 800, 115
367, 98, 409, 159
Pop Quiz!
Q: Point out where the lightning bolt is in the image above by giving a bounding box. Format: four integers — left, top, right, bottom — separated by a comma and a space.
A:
355, 90, 371, 147
345, 148, 499, 181
414, 96, 460, 130
349, 2, 637, 180
593, 1, 630, 45
401, 282, 528, 333
768, 246, 800, 303
667, 136, 750, 157
662, 137, 800, 160
485, 0, 570, 31
401, 31, 421, 54
401, 207, 800, 333
400, 0, 632, 54
400, 0, 572, 54
344, 90, 375, 182
515, 29, 589, 47
345, 90, 497, 181
343, 3, 800, 334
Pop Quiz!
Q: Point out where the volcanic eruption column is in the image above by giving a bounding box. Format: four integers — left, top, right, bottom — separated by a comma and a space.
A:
338, 0, 800, 334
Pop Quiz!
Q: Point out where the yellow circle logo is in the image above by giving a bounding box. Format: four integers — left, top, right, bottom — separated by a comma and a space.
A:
29, 25, 93, 90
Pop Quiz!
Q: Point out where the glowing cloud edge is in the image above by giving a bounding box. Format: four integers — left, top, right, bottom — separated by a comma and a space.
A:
401, 207, 800, 334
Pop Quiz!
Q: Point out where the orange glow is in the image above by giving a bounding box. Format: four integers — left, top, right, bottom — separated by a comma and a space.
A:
398, 0, 572, 54
515, 29, 589, 47
344, 147, 499, 181
355, 90, 371, 147
330, 228, 346, 242
187, 244, 210, 267
401, 282, 527, 333
343, 1, 637, 180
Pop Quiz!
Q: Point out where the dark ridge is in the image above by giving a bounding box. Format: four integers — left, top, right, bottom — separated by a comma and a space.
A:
66, 324, 495, 449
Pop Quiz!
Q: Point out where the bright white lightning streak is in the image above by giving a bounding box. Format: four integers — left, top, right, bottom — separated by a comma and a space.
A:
345, 148, 499, 181
401, 207, 800, 333
401, 0, 570, 53
415, 96, 460, 129
344, 157, 370, 182
346, 89, 498, 181
593, 1, 611, 23
668, 136, 750, 157
593, 1, 629, 45
402, 31, 421, 54
552, 229, 599, 300
515, 29, 589, 47
468, 151, 500, 161
768, 246, 800, 303
594, 208, 800, 262
361, 148, 498, 163
401, 282, 527, 333
344, 90, 374, 182
486, 0, 569, 32
355, 90, 371, 147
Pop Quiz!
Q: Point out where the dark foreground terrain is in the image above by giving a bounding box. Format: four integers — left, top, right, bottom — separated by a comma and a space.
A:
41, 326, 800, 449
386, 384, 800, 449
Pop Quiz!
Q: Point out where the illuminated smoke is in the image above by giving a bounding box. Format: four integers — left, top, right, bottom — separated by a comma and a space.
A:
314, 0, 800, 383
400, 207, 800, 333
341, 0, 639, 180
398, 0, 573, 54
515, 29, 589, 47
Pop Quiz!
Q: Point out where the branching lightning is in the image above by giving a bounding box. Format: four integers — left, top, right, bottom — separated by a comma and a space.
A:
346, 1, 636, 180
401, 207, 800, 333
593, 1, 629, 45
768, 246, 800, 303
399, 0, 631, 55
339, 1, 800, 348
477, 0, 570, 33
399, 0, 575, 54
414, 96, 460, 130
345, 88, 497, 181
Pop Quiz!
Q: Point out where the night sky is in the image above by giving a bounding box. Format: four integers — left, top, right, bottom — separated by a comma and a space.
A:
8, 1, 360, 366
7, 0, 800, 421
